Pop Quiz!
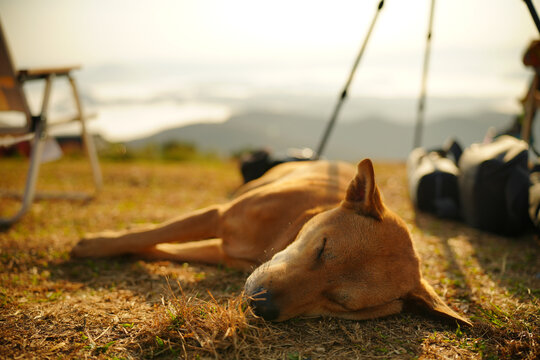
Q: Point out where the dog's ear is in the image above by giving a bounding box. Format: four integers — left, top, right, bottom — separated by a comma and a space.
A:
405, 278, 472, 327
342, 159, 385, 220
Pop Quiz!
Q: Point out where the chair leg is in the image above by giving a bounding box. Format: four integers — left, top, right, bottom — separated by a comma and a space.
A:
0, 121, 46, 225
68, 74, 103, 192
0, 74, 103, 225
0, 74, 55, 226
0, 75, 53, 225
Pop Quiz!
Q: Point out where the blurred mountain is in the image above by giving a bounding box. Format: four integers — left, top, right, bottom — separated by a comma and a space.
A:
125, 110, 512, 161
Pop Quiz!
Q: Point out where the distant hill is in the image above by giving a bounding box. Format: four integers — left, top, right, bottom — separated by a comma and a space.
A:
126, 110, 512, 161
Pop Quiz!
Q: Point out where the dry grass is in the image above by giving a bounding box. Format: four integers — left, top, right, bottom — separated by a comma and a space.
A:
0, 157, 539, 359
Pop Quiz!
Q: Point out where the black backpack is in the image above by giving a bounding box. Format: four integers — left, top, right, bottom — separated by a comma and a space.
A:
407, 140, 462, 219
458, 136, 531, 235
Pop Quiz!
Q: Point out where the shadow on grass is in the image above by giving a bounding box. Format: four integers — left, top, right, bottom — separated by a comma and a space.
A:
414, 210, 540, 359
414, 211, 539, 302
47, 256, 248, 302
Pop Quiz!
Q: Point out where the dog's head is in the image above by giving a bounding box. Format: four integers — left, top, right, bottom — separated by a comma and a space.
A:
245, 159, 471, 326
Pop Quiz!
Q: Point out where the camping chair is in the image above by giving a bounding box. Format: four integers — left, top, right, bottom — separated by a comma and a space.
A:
0, 21, 102, 225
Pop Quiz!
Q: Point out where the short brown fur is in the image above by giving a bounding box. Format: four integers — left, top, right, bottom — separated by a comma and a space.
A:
71, 159, 471, 326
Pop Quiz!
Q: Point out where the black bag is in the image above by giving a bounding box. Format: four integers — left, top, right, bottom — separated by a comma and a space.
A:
239, 148, 313, 183
407, 142, 461, 219
240, 149, 280, 183
458, 136, 531, 235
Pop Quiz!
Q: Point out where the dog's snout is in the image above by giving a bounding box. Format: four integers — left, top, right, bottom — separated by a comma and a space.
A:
247, 286, 280, 321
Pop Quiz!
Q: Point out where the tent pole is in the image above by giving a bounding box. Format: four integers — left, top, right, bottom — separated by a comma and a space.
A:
314, 0, 385, 160
413, 0, 436, 149
523, 0, 540, 34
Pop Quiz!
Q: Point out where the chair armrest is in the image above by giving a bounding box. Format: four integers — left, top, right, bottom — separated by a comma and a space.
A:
17, 66, 81, 81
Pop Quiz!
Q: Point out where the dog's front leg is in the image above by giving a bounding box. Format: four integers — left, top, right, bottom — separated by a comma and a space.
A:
137, 239, 258, 271
71, 205, 223, 258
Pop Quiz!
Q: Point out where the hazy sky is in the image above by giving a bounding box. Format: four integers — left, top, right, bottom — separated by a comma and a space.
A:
0, 0, 538, 99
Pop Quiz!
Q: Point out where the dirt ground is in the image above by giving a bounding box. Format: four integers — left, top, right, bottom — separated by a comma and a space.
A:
0, 158, 538, 359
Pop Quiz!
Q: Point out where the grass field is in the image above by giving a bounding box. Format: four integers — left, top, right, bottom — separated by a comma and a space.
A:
0, 157, 539, 359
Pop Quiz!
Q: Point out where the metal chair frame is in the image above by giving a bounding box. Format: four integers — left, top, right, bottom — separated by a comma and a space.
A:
0, 22, 102, 226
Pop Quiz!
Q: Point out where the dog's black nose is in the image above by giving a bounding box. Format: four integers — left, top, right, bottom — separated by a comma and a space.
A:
247, 287, 280, 321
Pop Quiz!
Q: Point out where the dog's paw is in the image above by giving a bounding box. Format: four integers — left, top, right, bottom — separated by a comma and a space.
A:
70, 231, 126, 258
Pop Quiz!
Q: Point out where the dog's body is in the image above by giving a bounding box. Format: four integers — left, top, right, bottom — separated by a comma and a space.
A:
72, 159, 470, 326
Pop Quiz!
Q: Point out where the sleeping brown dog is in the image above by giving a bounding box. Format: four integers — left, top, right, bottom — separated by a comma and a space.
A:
71, 159, 471, 326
